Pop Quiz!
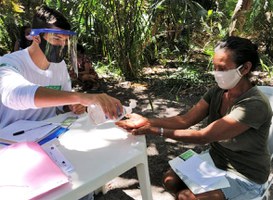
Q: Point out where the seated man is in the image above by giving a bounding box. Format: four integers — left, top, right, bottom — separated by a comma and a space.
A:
14, 24, 33, 51
116, 36, 273, 200
71, 44, 100, 91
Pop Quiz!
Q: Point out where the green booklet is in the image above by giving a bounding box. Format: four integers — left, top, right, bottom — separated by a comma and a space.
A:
179, 149, 197, 161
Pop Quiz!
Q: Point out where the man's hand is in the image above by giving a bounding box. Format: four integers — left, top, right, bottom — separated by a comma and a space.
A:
79, 93, 122, 119
115, 113, 149, 130
69, 104, 86, 115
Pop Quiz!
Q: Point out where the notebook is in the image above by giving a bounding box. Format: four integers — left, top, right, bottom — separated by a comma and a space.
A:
0, 120, 59, 144
0, 120, 70, 146
0, 141, 69, 199
169, 150, 230, 194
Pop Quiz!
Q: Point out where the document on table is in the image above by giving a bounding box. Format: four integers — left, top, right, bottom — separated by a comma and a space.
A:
0, 120, 60, 144
0, 142, 69, 199
169, 150, 230, 194
43, 144, 75, 175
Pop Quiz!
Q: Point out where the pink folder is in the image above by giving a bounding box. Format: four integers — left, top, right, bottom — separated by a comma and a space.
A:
0, 142, 69, 199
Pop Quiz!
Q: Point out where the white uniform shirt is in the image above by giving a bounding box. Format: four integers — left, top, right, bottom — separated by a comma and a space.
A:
0, 48, 72, 128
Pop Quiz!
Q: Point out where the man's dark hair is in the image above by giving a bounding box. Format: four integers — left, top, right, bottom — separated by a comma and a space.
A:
32, 5, 71, 30
215, 36, 260, 71
77, 44, 85, 55
19, 24, 32, 49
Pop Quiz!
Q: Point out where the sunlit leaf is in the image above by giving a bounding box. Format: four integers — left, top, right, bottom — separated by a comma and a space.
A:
11, 1, 24, 13
207, 9, 213, 17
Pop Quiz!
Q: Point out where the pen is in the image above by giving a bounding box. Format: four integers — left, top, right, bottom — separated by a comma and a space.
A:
13, 130, 25, 136
12, 123, 52, 136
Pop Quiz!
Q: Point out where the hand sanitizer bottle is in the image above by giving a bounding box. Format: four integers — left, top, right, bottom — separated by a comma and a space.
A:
87, 99, 137, 125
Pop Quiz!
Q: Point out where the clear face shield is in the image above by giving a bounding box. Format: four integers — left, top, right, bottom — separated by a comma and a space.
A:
30, 28, 78, 76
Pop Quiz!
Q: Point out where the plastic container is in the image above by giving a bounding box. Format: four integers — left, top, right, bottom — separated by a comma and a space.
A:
87, 99, 137, 125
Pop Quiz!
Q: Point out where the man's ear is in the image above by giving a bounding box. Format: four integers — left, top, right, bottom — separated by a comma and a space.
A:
32, 35, 41, 44
242, 61, 252, 75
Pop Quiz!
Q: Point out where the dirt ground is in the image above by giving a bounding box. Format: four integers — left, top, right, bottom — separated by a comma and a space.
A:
75, 70, 273, 200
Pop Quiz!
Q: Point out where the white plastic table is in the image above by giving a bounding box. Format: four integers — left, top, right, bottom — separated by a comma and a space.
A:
38, 113, 153, 200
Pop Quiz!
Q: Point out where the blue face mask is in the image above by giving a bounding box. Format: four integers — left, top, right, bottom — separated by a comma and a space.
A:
39, 36, 68, 63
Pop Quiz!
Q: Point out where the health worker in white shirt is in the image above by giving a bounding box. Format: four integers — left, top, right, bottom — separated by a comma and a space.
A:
0, 5, 122, 128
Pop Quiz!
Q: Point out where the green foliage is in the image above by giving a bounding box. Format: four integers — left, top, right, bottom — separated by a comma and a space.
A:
0, 0, 21, 53
220, 0, 238, 18
0, 0, 273, 82
147, 0, 207, 64
260, 55, 273, 76
141, 63, 215, 101
230, 0, 273, 76
0, 0, 41, 54
94, 0, 148, 79
94, 60, 123, 80
166, 65, 210, 86
198, 9, 229, 71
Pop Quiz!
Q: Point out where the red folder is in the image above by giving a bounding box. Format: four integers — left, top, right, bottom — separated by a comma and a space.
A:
0, 142, 69, 199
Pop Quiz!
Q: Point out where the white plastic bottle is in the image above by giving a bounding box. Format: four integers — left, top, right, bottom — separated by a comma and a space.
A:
87, 99, 137, 125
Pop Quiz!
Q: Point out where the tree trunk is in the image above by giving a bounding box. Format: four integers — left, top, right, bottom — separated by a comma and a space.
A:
229, 0, 252, 36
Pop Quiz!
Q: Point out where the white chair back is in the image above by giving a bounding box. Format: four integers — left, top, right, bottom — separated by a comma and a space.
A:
253, 86, 273, 200
258, 86, 273, 158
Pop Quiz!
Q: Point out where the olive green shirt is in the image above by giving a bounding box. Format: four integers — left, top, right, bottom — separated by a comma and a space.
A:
203, 86, 272, 184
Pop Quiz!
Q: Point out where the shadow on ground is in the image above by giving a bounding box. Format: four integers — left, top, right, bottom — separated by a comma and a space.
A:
82, 79, 209, 200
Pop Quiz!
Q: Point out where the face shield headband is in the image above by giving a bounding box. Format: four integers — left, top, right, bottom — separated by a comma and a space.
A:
30, 28, 78, 76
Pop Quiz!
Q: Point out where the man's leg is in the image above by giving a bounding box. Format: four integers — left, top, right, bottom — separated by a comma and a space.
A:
163, 168, 225, 200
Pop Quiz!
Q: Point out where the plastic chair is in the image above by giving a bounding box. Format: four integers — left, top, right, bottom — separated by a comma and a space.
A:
251, 86, 273, 200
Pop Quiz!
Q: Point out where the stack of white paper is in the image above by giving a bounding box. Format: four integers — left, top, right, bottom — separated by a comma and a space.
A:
0, 120, 59, 144
169, 151, 230, 194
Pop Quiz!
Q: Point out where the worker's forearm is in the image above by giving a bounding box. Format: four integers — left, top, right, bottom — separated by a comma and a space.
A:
34, 87, 80, 108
